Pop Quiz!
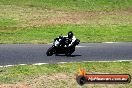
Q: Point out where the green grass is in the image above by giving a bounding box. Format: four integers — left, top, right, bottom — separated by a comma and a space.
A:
0, 61, 132, 87
0, 19, 17, 27
0, 0, 132, 43
0, 0, 132, 11
0, 1, 132, 87
0, 25, 132, 44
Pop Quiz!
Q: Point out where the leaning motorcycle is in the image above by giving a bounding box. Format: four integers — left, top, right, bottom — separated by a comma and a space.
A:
46, 37, 80, 56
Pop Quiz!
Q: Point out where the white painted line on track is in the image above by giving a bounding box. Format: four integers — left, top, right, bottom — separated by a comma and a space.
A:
58, 62, 68, 64
117, 60, 132, 62
0, 60, 132, 67
19, 64, 27, 65
0, 66, 4, 67
102, 42, 118, 43
82, 60, 132, 62
103, 42, 114, 43
76, 46, 87, 47
33, 63, 49, 65
4, 65, 14, 67
88, 60, 131, 62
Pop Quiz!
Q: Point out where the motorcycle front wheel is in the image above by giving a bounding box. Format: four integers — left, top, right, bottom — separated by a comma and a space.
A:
65, 47, 75, 56
46, 47, 55, 56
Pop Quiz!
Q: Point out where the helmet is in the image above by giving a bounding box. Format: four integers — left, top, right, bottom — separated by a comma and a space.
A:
68, 31, 73, 39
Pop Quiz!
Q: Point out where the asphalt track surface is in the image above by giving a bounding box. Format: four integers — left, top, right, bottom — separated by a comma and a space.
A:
0, 43, 132, 65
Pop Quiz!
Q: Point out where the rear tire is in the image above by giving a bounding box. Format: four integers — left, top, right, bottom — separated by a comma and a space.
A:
46, 47, 54, 56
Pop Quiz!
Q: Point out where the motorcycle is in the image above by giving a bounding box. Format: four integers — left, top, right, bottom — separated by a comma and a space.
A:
46, 37, 80, 56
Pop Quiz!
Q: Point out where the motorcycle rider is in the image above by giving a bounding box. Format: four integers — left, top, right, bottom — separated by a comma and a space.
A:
66, 31, 76, 47
46, 31, 80, 56
54, 31, 76, 47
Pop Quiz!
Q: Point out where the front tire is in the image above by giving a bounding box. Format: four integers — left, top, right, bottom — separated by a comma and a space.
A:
46, 47, 55, 56
65, 47, 75, 56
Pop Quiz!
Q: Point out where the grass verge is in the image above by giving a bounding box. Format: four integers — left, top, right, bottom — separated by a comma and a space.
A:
0, 1, 132, 44
0, 24, 132, 44
0, 61, 132, 88
0, 0, 132, 11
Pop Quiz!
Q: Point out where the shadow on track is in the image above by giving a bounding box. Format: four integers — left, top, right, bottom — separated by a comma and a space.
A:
55, 54, 82, 57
